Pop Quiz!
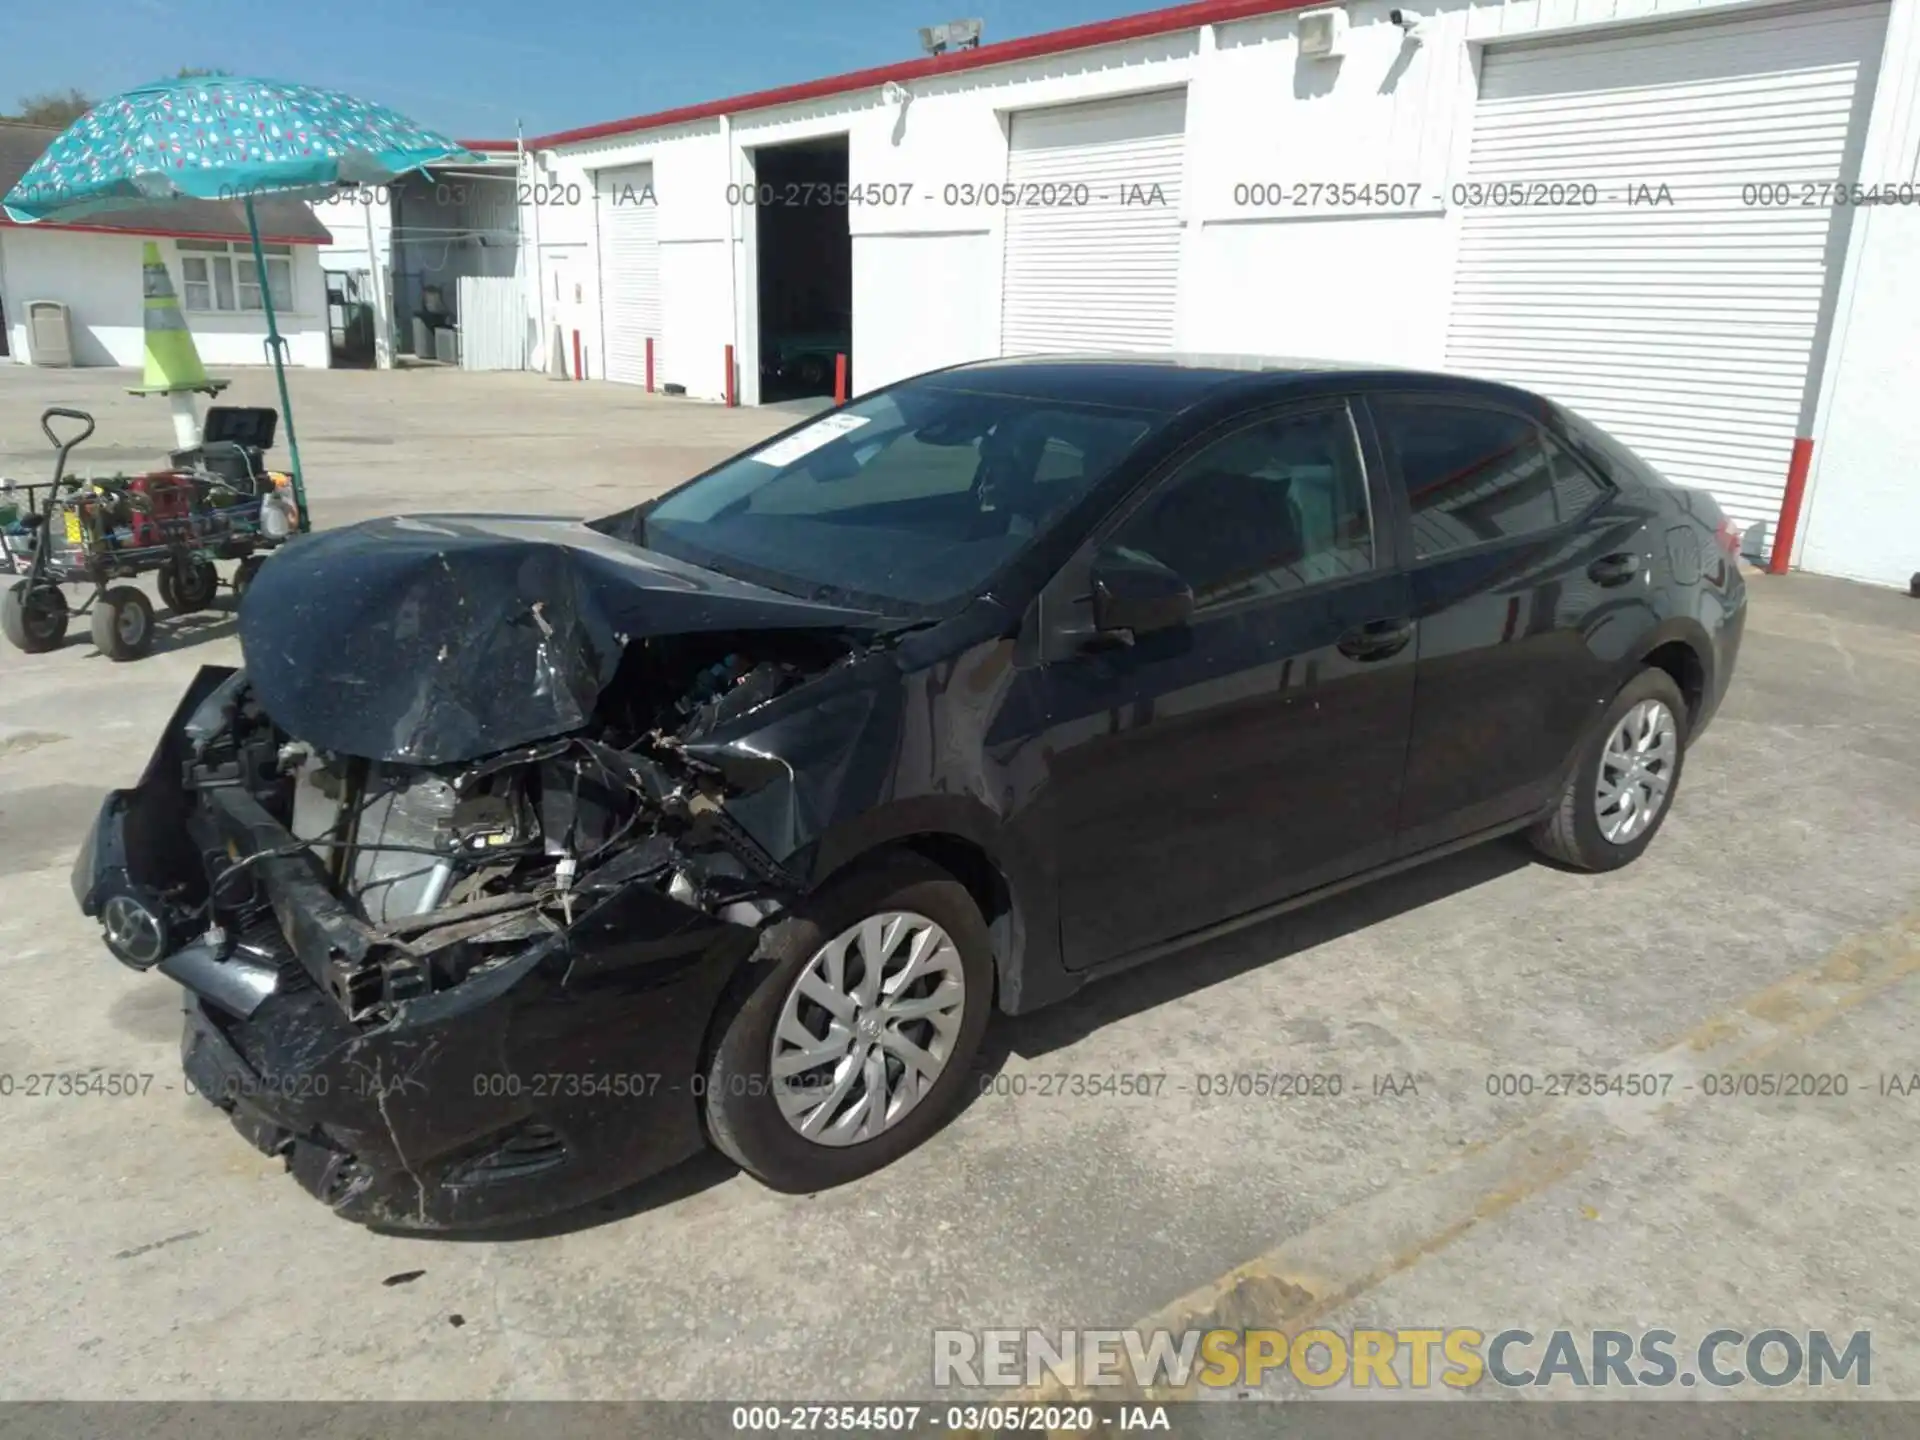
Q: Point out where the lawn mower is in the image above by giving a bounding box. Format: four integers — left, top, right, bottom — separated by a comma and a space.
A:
0, 404, 301, 661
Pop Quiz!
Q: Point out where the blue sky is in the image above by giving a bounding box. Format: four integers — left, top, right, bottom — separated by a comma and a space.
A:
0, 0, 1141, 139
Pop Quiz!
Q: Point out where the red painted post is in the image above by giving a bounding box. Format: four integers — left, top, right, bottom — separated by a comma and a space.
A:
1768, 437, 1815, 574
572, 329, 583, 382
724, 344, 736, 407
645, 336, 655, 392
834, 353, 848, 406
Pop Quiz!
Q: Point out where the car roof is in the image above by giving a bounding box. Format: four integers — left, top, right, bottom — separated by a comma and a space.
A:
917, 353, 1547, 414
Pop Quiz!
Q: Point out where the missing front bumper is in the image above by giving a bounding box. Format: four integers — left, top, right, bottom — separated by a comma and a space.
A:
72, 691, 768, 1230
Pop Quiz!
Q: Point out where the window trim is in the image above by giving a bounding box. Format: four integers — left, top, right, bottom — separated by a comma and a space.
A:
1038, 396, 1392, 655
1358, 392, 1617, 566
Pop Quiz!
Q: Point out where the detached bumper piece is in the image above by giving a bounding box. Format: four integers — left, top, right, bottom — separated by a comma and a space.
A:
73, 665, 779, 1230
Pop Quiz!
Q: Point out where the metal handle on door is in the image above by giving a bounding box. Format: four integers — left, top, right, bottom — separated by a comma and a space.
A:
1337, 617, 1413, 661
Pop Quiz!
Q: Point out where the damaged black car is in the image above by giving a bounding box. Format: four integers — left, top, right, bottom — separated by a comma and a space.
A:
74, 357, 1744, 1229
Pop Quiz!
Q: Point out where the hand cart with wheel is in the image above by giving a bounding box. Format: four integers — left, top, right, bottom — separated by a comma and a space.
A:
0, 405, 300, 661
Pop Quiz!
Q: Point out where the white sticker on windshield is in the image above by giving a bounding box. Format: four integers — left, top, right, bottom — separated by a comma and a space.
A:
748, 412, 872, 468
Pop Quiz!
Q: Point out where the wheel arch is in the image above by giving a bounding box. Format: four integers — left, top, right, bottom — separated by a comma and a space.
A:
1627, 617, 1714, 733
802, 797, 1043, 1015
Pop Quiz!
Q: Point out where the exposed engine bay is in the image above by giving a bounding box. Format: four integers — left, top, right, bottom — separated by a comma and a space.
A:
162, 628, 852, 1027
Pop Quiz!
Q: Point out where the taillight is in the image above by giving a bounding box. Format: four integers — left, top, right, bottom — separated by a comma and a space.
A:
1712, 516, 1742, 557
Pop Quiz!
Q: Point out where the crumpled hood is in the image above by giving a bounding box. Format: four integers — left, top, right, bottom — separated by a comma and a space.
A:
237, 513, 885, 764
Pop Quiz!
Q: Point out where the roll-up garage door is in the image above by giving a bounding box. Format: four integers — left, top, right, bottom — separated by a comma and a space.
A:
595, 162, 660, 386
1001, 89, 1186, 355
1444, 3, 1887, 537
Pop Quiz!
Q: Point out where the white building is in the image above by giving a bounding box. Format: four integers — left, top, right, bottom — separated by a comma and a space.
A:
0, 122, 334, 371
499, 0, 1920, 591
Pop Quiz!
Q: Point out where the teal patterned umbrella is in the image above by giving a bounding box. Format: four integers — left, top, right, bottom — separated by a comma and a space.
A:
2, 77, 480, 528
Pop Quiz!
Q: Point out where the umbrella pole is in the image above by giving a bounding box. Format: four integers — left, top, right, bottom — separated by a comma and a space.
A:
244, 195, 310, 533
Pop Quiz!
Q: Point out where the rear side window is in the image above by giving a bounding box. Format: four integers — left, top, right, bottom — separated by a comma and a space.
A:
1546, 433, 1609, 519
1373, 399, 1605, 559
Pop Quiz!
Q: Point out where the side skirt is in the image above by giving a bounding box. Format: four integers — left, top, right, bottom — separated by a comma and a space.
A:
1076, 814, 1543, 991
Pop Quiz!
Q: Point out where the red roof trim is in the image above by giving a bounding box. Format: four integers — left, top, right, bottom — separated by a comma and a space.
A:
457, 138, 521, 153
0, 216, 329, 246
524, 0, 1317, 149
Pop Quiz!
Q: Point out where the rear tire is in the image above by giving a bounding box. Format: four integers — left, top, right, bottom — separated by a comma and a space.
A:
90, 585, 156, 662
1530, 667, 1688, 872
231, 555, 265, 608
703, 852, 993, 1192
158, 556, 218, 615
2, 581, 68, 653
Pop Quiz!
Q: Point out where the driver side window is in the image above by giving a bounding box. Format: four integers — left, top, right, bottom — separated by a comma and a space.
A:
1110, 407, 1374, 608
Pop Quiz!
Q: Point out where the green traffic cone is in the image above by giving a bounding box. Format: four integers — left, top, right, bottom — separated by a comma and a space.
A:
135, 241, 211, 393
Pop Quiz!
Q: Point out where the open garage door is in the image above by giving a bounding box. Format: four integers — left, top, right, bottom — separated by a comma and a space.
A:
1001, 90, 1186, 356
754, 137, 851, 404
1445, 3, 1887, 539
596, 162, 661, 386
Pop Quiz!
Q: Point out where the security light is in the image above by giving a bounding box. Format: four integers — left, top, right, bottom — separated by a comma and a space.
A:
919, 19, 983, 55
1297, 6, 1348, 58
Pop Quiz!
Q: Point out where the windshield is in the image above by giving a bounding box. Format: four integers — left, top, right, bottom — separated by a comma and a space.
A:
604, 381, 1158, 614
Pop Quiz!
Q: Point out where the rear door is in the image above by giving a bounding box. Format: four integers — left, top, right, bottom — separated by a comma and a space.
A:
1364, 395, 1629, 855
1035, 399, 1417, 970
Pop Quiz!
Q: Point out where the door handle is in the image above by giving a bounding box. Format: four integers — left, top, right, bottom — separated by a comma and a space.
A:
1337, 617, 1413, 662
1588, 552, 1641, 587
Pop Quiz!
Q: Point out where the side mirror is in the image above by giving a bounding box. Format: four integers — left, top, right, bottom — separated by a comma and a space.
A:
1089, 548, 1194, 640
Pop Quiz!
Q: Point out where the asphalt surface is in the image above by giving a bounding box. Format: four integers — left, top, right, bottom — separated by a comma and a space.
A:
0, 365, 1916, 1402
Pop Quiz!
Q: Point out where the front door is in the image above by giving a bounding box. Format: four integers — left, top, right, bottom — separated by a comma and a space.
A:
1036, 401, 1417, 971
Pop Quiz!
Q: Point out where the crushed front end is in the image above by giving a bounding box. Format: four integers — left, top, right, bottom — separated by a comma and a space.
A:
72, 661, 813, 1230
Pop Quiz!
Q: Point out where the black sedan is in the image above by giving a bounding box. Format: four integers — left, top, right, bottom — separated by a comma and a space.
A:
73, 356, 1746, 1229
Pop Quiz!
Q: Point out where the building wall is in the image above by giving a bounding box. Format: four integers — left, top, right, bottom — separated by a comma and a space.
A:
1795, 0, 1920, 589
1, 229, 329, 369
525, 0, 1916, 585
534, 0, 1830, 403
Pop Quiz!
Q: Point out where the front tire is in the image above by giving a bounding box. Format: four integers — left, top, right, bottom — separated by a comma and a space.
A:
90, 585, 156, 662
704, 853, 993, 1191
1530, 667, 1688, 872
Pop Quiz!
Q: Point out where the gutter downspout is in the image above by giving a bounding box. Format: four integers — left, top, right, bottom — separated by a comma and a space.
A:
530, 148, 550, 376
363, 190, 392, 370
0, 230, 13, 362
721, 111, 740, 405
520, 124, 548, 376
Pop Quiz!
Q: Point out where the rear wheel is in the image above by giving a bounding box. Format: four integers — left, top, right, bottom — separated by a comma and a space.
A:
703, 853, 993, 1191
158, 556, 219, 615
231, 555, 265, 607
90, 585, 156, 662
2, 581, 68, 652
1530, 667, 1687, 872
